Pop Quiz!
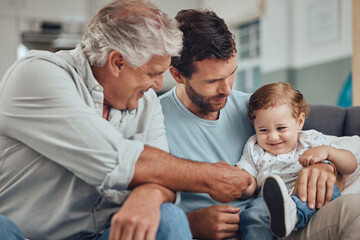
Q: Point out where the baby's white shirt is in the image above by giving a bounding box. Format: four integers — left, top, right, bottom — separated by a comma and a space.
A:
236, 129, 336, 193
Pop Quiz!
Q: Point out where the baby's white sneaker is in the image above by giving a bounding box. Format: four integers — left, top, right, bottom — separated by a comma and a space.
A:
262, 174, 298, 238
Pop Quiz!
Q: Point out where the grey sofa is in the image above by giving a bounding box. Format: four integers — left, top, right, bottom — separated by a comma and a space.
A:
303, 105, 360, 137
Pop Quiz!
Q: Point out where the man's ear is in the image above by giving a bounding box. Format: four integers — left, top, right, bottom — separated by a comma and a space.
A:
297, 112, 306, 130
169, 66, 186, 84
108, 50, 124, 77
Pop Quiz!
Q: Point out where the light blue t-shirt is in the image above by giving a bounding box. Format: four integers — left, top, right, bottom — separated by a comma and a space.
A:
159, 87, 255, 212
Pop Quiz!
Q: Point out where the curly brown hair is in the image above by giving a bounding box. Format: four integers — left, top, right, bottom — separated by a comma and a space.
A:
247, 82, 310, 125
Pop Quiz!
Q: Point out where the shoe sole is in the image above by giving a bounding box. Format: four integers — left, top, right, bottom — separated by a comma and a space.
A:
263, 177, 286, 238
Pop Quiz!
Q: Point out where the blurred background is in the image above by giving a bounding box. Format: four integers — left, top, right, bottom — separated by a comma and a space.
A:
0, 0, 354, 106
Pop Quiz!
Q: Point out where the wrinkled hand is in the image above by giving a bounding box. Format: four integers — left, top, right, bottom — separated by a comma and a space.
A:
299, 146, 329, 166
187, 205, 241, 240
293, 163, 336, 209
208, 161, 252, 203
109, 184, 172, 240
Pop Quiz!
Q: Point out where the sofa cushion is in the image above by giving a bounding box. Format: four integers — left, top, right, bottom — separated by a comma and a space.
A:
303, 105, 346, 136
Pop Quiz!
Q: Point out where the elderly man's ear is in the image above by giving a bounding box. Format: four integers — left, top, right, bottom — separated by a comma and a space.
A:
107, 51, 124, 77
169, 66, 186, 84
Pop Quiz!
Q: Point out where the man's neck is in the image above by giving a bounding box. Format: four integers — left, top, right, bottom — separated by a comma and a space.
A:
102, 104, 110, 120
175, 85, 219, 121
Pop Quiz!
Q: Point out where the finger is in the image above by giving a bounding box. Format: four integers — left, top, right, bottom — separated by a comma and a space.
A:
248, 176, 253, 186
302, 156, 313, 166
120, 221, 136, 240
300, 160, 308, 167
144, 215, 159, 240
315, 173, 327, 208
307, 170, 318, 209
213, 205, 241, 225
296, 171, 308, 202
133, 222, 147, 240
145, 225, 157, 240
292, 182, 298, 195
109, 218, 122, 240
324, 180, 334, 206
109, 228, 120, 240
222, 223, 239, 232
298, 157, 304, 166
218, 205, 241, 214
219, 229, 239, 240
224, 212, 240, 224
298, 153, 305, 162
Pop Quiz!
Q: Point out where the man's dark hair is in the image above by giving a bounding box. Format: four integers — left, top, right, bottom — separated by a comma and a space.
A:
171, 9, 236, 79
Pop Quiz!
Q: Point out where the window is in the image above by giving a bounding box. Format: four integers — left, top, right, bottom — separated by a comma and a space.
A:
238, 19, 261, 60
234, 19, 261, 93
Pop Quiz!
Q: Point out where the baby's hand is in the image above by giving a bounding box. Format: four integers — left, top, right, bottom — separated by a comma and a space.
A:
298, 146, 330, 167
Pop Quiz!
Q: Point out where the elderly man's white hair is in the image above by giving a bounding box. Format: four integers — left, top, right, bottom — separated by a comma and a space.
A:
81, 0, 183, 68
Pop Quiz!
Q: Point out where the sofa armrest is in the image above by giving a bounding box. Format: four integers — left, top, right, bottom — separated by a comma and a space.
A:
344, 106, 360, 136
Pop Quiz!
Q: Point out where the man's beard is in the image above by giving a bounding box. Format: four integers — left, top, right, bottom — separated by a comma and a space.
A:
185, 81, 228, 113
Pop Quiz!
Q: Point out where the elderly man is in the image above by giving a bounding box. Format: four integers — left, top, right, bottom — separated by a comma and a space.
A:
160, 9, 360, 240
0, 1, 253, 239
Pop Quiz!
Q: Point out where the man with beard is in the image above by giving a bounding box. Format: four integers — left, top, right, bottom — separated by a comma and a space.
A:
159, 9, 360, 240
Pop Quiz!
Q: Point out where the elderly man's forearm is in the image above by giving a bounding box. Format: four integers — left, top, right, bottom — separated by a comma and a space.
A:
130, 146, 212, 192
130, 146, 250, 203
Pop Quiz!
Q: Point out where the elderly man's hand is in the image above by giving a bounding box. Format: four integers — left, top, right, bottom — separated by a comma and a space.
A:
187, 204, 241, 240
207, 161, 252, 203
293, 163, 336, 209
109, 184, 174, 240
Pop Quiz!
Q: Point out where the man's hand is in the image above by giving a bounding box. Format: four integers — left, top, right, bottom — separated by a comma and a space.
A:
293, 163, 336, 209
109, 184, 174, 240
187, 205, 241, 240
207, 161, 252, 203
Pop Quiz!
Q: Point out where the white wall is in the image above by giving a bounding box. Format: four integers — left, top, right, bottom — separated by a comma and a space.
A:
261, 0, 352, 73
261, 0, 292, 72
201, 0, 263, 27
152, 0, 200, 17
292, 0, 352, 69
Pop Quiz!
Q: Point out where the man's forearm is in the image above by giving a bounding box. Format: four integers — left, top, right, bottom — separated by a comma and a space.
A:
129, 146, 211, 193
130, 146, 251, 203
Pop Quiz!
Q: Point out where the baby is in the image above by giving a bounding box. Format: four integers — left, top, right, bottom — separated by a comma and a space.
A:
237, 82, 357, 238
